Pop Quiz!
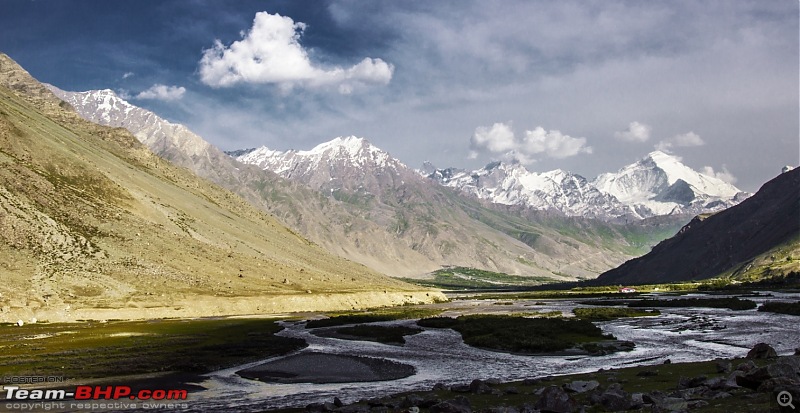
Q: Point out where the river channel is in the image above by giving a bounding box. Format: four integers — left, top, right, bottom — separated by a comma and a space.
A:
186, 292, 800, 412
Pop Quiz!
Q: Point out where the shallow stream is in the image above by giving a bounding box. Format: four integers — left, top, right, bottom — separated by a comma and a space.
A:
186, 292, 800, 411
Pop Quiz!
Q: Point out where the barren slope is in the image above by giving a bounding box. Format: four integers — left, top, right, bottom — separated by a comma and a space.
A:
0, 53, 441, 322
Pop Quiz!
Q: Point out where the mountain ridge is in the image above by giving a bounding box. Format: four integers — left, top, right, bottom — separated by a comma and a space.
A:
591, 167, 799, 285
423, 151, 747, 221
49, 82, 686, 281
0, 52, 441, 322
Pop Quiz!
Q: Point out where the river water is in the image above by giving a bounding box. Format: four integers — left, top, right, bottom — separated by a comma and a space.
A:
186, 292, 800, 412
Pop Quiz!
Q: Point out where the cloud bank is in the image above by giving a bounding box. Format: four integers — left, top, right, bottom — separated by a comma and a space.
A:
198, 11, 393, 93
655, 131, 705, 151
135, 84, 186, 101
470, 122, 592, 164
614, 121, 651, 142
701, 165, 737, 184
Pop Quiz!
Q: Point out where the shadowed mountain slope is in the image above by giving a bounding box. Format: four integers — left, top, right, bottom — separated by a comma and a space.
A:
592, 167, 800, 285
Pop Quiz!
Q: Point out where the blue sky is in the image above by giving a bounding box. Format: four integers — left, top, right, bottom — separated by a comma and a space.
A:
1, 0, 797, 191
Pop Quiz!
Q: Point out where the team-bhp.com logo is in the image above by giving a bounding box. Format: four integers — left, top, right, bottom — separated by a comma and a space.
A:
4, 385, 189, 411
5, 385, 187, 401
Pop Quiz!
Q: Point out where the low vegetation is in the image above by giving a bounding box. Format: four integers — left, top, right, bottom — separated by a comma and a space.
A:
417, 315, 612, 354
0, 318, 305, 379
758, 301, 800, 315
334, 325, 423, 344
401, 267, 553, 290
573, 307, 661, 321
305, 307, 442, 328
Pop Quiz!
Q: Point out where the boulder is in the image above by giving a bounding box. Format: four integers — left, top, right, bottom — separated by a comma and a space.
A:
715, 360, 732, 373
535, 385, 577, 413
653, 397, 688, 412
401, 394, 424, 408
746, 343, 778, 359
678, 375, 707, 389
757, 377, 800, 393
430, 396, 472, 413
469, 379, 493, 394
777, 356, 800, 373
598, 383, 631, 411
735, 360, 757, 373
737, 362, 799, 390
563, 380, 599, 394
630, 392, 645, 409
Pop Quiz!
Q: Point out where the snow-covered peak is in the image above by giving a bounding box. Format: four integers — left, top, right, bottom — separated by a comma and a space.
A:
595, 151, 741, 203
306, 136, 368, 155
239, 136, 406, 173
46, 85, 212, 158
235, 136, 415, 195
238, 145, 285, 162
427, 160, 629, 219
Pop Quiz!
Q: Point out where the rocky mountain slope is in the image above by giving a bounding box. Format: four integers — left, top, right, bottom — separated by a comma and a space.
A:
424, 151, 748, 221
0, 53, 442, 322
50, 84, 683, 281
591, 167, 799, 285
237, 137, 691, 279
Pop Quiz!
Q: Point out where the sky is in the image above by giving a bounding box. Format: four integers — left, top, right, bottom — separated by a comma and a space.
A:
1, 0, 797, 192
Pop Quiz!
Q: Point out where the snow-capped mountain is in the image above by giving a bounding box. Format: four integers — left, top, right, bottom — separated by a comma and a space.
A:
424, 151, 748, 220
238, 136, 416, 197
45, 86, 214, 159
593, 151, 747, 217
424, 161, 631, 220
43, 84, 685, 279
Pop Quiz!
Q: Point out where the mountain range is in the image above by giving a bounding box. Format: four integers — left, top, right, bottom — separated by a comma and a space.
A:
0, 53, 442, 322
422, 151, 747, 222
48, 86, 687, 281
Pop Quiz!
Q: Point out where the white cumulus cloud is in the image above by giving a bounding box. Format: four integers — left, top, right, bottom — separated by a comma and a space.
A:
470, 122, 592, 164
198, 11, 393, 93
655, 131, 704, 151
135, 84, 186, 101
701, 165, 737, 184
614, 121, 651, 142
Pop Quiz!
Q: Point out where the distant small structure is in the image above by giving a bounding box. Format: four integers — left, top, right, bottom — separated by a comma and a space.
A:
782, 165, 795, 173
15, 320, 23, 327
619, 287, 637, 293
